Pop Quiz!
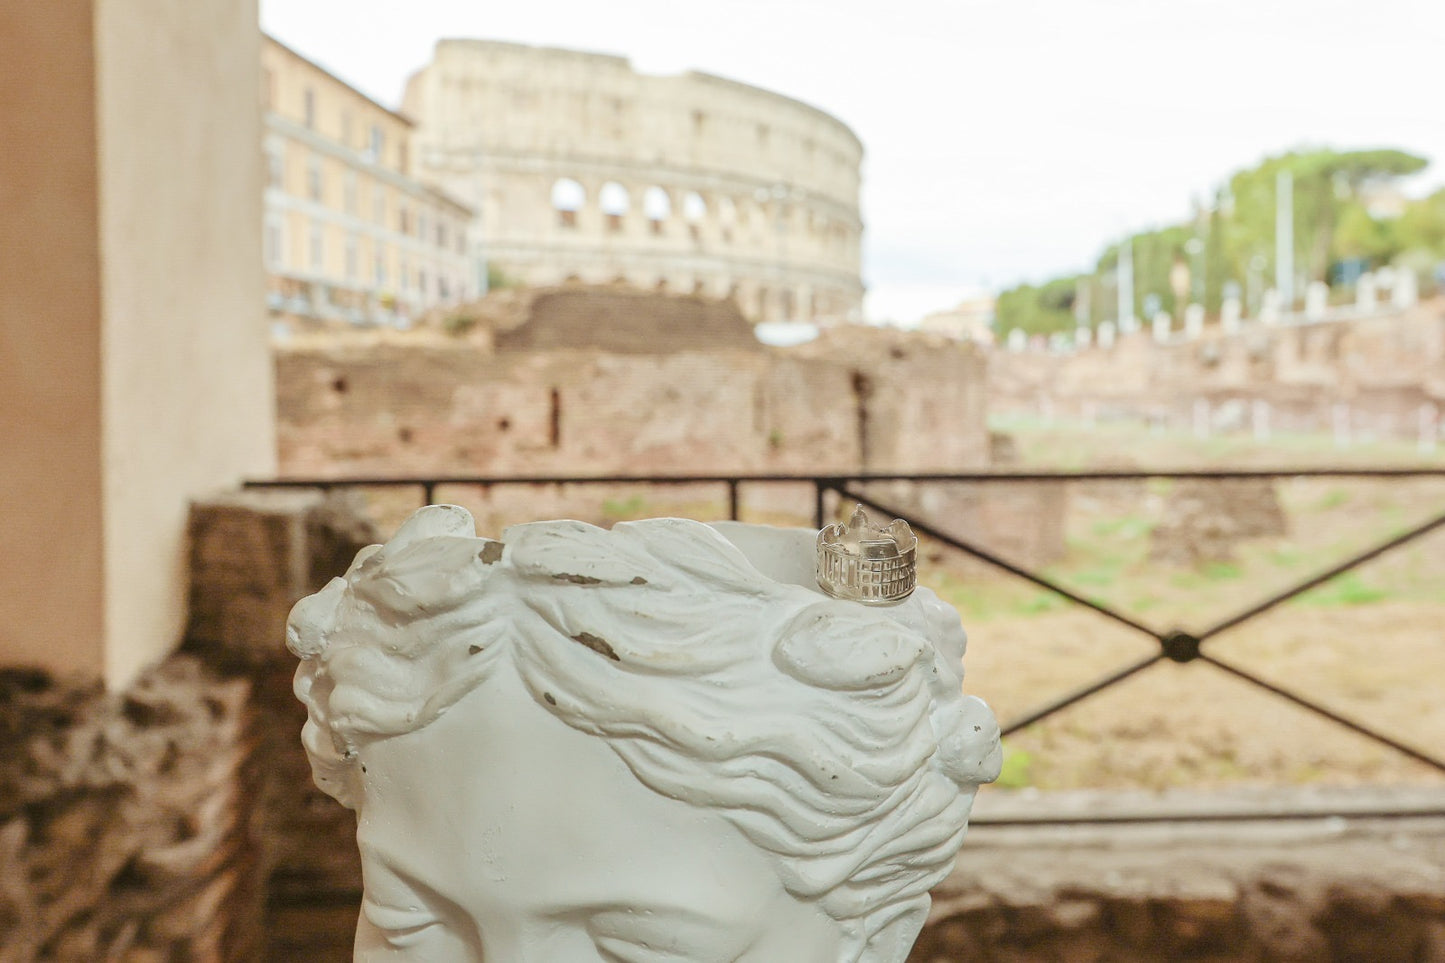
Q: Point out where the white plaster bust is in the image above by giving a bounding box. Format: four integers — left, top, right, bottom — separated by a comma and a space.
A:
287, 506, 1001, 962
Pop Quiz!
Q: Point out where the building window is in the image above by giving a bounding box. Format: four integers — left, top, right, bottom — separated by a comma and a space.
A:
600, 181, 629, 234
309, 221, 324, 272
303, 87, 316, 130
368, 124, 384, 161
439, 276, 450, 300
418, 268, 428, 298
437, 220, 448, 248
261, 68, 276, 110
643, 186, 670, 236
344, 171, 357, 215
399, 203, 410, 235
264, 214, 284, 269
265, 141, 284, 189
307, 155, 322, 202
682, 191, 707, 222
400, 255, 410, 292
418, 211, 430, 245
345, 234, 358, 281
551, 178, 585, 229
683, 191, 705, 242
373, 188, 385, 226
341, 110, 353, 147
374, 251, 387, 286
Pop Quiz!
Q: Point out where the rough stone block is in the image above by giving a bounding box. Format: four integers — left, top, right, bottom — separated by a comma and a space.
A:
186, 489, 380, 662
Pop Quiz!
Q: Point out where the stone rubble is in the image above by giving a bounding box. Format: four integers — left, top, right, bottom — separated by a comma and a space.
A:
0, 657, 262, 962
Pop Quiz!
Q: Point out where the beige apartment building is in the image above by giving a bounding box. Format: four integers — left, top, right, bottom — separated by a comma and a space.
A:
261, 36, 477, 327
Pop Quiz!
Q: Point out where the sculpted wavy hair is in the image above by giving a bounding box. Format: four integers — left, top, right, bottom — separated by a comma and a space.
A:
287, 505, 1000, 962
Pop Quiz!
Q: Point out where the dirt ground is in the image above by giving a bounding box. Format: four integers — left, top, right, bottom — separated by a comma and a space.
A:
933, 419, 1445, 792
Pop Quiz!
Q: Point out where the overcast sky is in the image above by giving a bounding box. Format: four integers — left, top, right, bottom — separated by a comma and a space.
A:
261, 0, 1445, 322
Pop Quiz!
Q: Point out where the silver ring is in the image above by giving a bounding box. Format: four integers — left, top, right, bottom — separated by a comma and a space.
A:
816, 506, 917, 604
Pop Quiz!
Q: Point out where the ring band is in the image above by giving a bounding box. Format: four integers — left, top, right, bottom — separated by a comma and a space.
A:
816, 506, 917, 604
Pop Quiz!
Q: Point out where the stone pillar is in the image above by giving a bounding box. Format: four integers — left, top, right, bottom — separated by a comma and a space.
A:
1305, 281, 1330, 321
1097, 320, 1116, 349
1259, 289, 1281, 326
1394, 269, 1418, 309
1184, 304, 1205, 340
1220, 296, 1242, 334
0, 0, 274, 690
1333, 403, 1353, 448
1357, 273, 1378, 314
1419, 403, 1439, 455
1252, 399, 1271, 443
1152, 311, 1171, 343
1193, 398, 1211, 439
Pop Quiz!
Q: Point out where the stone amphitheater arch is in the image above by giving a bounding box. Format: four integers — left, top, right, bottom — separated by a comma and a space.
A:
402, 39, 865, 323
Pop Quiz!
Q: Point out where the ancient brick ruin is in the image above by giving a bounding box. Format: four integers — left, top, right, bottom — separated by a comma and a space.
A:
991, 302, 1445, 442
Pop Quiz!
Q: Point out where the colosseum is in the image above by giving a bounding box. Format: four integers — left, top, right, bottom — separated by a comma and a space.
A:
401, 40, 865, 324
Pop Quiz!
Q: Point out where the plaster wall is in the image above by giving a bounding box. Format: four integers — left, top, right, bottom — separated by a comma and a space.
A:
0, 0, 275, 690
0, 0, 107, 677
94, 0, 276, 689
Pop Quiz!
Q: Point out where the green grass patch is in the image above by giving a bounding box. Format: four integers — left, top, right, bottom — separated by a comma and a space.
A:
601, 494, 650, 520
994, 744, 1035, 789
1090, 515, 1156, 540
1268, 547, 1307, 568
1018, 592, 1069, 616
1202, 561, 1243, 581
1131, 594, 1164, 612
1293, 572, 1392, 607
924, 571, 1072, 622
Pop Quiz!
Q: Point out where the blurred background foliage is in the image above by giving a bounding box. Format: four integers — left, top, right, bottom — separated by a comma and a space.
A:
996, 147, 1441, 336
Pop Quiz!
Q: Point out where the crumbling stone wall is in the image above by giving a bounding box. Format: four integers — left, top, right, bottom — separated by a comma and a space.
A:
275, 336, 988, 479
0, 658, 263, 962
185, 489, 382, 961
275, 319, 1076, 565
1149, 478, 1289, 566
910, 795, 1445, 963
0, 489, 373, 963
493, 287, 763, 355
991, 302, 1445, 438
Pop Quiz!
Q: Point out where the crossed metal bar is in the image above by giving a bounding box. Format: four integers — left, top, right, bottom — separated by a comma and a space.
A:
826, 476, 1445, 777
246, 466, 1445, 779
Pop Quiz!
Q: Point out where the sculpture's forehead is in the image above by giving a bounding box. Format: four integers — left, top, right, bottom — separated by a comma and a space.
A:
354, 666, 790, 925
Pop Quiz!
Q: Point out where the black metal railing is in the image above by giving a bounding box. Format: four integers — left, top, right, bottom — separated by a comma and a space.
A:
246, 466, 1445, 820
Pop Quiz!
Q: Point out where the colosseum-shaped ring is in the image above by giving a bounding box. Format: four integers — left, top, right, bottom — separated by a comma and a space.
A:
816, 506, 918, 604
